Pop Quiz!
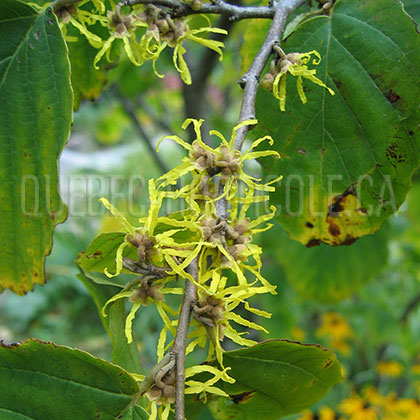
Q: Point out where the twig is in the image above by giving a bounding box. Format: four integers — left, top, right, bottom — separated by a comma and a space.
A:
400, 290, 420, 323
171, 2, 306, 419
233, 0, 307, 151
121, 0, 276, 20
117, 91, 170, 174
172, 260, 198, 420
137, 352, 172, 395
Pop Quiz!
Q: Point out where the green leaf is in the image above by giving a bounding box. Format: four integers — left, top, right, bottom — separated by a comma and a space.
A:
66, 15, 108, 110
120, 406, 149, 420
109, 299, 142, 373
76, 269, 114, 335
0, 0, 72, 294
264, 222, 389, 302
0, 339, 139, 420
77, 232, 137, 274
403, 0, 420, 23
241, 19, 270, 73
254, 0, 420, 246
76, 267, 142, 373
195, 340, 343, 420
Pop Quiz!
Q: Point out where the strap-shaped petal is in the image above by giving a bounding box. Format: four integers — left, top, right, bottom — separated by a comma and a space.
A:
93, 36, 115, 69
99, 197, 135, 233
104, 240, 130, 278
125, 301, 142, 343
225, 311, 269, 333
101, 290, 132, 317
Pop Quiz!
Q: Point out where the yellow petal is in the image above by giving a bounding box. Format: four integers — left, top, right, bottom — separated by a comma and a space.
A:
99, 197, 135, 233
148, 401, 158, 420
224, 324, 257, 347
157, 135, 192, 152
104, 240, 130, 278
69, 16, 102, 48
101, 290, 132, 317
125, 301, 142, 343
157, 326, 167, 361
162, 404, 171, 420
244, 301, 272, 318
209, 129, 229, 146
93, 36, 115, 69
123, 36, 143, 66
225, 311, 269, 333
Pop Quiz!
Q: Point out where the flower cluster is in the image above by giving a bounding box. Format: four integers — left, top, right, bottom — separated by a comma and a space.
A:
261, 48, 335, 111
99, 119, 281, 418
53, 0, 227, 84
299, 387, 420, 420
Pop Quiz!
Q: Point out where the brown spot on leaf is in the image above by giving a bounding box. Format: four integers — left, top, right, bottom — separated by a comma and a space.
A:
231, 391, 255, 404
327, 185, 357, 217
328, 223, 340, 237
306, 238, 321, 248
409, 131, 414, 136
342, 235, 357, 246
296, 148, 307, 155
85, 250, 102, 259
386, 89, 400, 104
323, 358, 333, 369
385, 142, 405, 163
305, 222, 314, 228
51, 212, 55, 221
1, 340, 21, 348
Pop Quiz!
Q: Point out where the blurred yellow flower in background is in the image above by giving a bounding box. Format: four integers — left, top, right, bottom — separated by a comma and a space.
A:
376, 361, 404, 377
316, 312, 353, 355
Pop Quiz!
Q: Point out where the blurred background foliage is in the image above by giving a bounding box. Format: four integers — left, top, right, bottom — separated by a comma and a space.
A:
1, 1, 420, 419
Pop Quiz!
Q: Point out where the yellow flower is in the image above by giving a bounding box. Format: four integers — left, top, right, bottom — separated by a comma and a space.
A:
171, 16, 227, 84
316, 311, 353, 355
339, 394, 377, 420
376, 361, 403, 378
54, 1, 107, 47
93, 6, 151, 69
157, 118, 281, 205
319, 406, 336, 420
412, 364, 420, 375
262, 49, 335, 111
297, 410, 314, 420
291, 326, 305, 342
93, 6, 227, 82
363, 386, 384, 407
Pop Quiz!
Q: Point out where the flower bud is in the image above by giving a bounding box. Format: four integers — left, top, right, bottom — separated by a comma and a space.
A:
162, 385, 175, 403
261, 73, 274, 91
146, 386, 162, 402
191, 0, 202, 11
157, 18, 170, 34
